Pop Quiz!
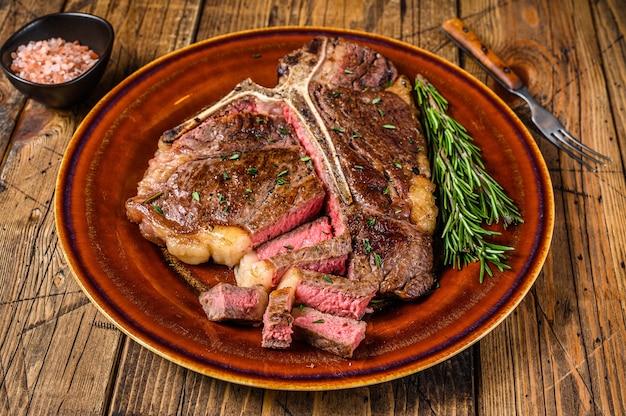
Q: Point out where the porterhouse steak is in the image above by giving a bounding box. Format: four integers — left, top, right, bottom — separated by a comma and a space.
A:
126, 37, 438, 356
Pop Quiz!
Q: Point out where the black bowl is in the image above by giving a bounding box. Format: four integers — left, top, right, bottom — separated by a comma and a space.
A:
0, 12, 114, 107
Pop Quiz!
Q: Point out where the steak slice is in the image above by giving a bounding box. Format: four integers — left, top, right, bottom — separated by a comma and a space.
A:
294, 269, 377, 319
256, 216, 333, 260
292, 306, 367, 358
199, 283, 268, 325
261, 287, 294, 349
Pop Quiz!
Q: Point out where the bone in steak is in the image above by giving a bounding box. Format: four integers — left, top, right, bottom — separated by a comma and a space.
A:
126, 37, 438, 356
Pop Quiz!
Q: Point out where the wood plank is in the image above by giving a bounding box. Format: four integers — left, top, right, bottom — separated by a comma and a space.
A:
545, 0, 626, 414
570, 0, 626, 414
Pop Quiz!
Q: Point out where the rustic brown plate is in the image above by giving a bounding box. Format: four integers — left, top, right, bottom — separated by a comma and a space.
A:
55, 27, 554, 390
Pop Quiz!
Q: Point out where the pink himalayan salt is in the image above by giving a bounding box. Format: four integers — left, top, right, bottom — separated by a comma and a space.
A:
10, 37, 99, 84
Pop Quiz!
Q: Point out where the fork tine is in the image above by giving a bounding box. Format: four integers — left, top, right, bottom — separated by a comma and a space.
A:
552, 130, 609, 168
557, 128, 613, 161
541, 130, 597, 171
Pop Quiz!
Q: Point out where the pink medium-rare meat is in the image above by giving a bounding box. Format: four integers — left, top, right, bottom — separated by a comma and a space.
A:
199, 283, 268, 324
255, 216, 333, 260
261, 287, 294, 349
234, 37, 437, 298
292, 306, 367, 358
294, 269, 377, 320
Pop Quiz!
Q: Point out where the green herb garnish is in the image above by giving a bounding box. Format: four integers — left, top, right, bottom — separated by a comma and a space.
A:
414, 74, 523, 282
142, 191, 163, 204
373, 252, 382, 268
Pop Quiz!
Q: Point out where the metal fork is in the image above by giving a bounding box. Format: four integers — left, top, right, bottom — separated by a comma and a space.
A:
441, 18, 612, 171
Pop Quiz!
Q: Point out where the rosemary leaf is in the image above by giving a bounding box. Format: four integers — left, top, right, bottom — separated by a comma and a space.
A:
414, 74, 523, 282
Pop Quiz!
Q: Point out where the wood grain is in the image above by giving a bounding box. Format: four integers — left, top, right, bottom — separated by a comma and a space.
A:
0, 0, 624, 415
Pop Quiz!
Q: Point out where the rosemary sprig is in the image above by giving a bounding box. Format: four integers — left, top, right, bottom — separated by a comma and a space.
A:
414, 74, 523, 282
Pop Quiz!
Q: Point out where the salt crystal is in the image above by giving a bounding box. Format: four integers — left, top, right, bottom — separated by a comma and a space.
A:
9, 37, 99, 84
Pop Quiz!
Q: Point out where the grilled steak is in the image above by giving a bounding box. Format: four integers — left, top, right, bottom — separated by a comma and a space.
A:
127, 37, 439, 357
126, 97, 326, 267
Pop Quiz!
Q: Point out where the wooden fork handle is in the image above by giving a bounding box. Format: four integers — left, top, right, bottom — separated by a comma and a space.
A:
441, 17, 524, 91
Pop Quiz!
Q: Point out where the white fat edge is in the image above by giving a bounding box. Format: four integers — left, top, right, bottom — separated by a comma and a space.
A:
276, 267, 304, 300
234, 251, 274, 292
164, 225, 251, 267
408, 175, 438, 236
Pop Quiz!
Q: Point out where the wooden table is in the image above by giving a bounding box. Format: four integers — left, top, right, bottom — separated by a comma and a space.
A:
1, 0, 624, 414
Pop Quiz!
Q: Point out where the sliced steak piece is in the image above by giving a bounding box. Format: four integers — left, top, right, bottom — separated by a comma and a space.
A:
294, 269, 377, 319
291, 306, 367, 358
261, 287, 294, 349
256, 216, 333, 260
237, 233, 351, 289
199, 283, 268, 325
